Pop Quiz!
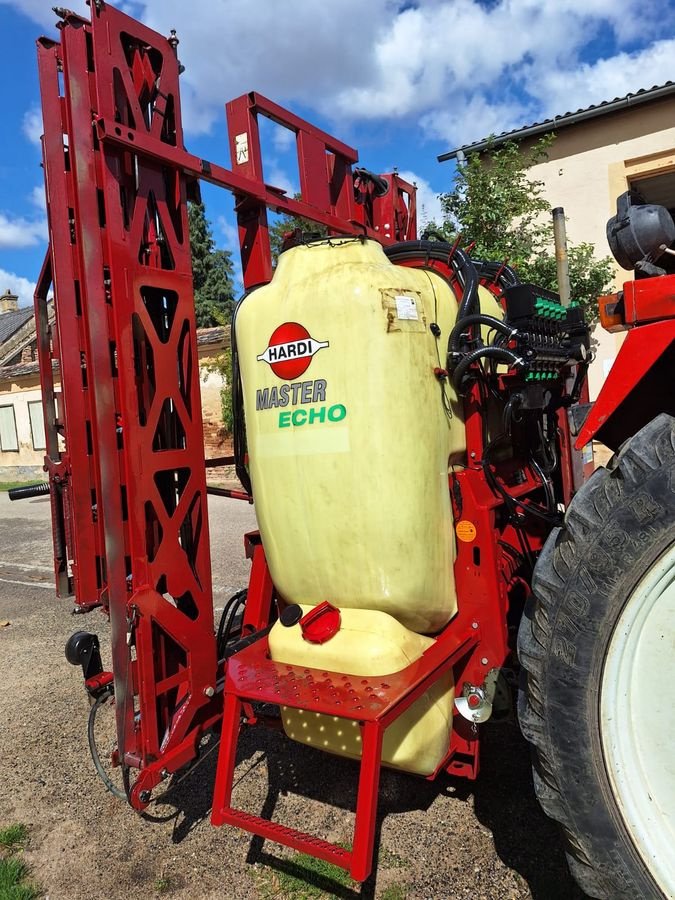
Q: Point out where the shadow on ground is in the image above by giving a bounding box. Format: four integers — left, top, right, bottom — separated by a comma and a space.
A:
150, 721, 587, 900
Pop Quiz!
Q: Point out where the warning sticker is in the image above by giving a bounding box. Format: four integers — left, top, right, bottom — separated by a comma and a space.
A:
395, 295, 419, 320
235, 132, 249, 164
456, 520, 477, 543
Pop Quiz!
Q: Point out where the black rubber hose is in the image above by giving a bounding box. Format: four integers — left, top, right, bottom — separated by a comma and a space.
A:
455, 248, 480, 321
353, 167, 390, 198
473, 260, 520, 288
384, 240, 480, 323
452, 346, 525, 393
449, 314, 517, 354
8, 481, 50, 501
88, 688, 127, 802
216, 589, 247, 658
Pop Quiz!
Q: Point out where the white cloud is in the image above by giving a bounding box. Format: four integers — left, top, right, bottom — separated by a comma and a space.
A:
530, 38, 675, 116
5, 0, 674, 154
134, 0, 671, 150
0, 0, 88, 29
29, 185, 45, 210
272, 125, 296, 154
0, 268, 37, 307
265, 164, 297, 198
397, 170, 444, 227
0, 213, 47, 249
22, 107, 42, 147
139, 0, 394, 134
420, 95, 529, 147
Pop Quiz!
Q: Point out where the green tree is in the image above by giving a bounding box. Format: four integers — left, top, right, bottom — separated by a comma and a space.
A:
437, 137, 614, 323
269, 200, 328, 263
204, 346, 234, 436
188, 201, 236, 327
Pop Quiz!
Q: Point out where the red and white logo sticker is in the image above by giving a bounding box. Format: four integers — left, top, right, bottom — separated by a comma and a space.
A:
257, 322, 329, 380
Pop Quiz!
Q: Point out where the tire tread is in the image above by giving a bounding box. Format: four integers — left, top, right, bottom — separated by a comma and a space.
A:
518, 414, 675, 900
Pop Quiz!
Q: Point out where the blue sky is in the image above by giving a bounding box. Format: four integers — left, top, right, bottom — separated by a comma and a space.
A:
1, 0, 674, 302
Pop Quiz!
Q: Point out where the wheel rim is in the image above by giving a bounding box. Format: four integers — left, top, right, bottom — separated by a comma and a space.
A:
600, 542, 675, 896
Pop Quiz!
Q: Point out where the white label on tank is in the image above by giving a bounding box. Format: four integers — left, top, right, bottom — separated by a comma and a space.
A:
395, 296, 418, 320
235, 132, 249, 164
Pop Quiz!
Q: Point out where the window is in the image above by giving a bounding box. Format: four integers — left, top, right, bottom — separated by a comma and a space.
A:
28, 401, 46, 451
0, 405, 18, 451
630, 169, 675, 214
628, 166, 675, 274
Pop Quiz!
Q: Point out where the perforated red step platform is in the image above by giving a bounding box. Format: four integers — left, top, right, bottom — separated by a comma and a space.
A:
212, 626, 478, 881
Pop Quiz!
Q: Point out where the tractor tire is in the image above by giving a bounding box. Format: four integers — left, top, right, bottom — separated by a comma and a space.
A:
518, 413, 675, 900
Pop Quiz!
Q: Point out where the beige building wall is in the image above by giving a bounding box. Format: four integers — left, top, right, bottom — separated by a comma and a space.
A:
0, 372, 51, 477
0, 333, 232, 481
520, 95, 675, 397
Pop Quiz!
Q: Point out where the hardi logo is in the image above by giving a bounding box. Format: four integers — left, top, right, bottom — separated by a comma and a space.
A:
257, 322, 329, 380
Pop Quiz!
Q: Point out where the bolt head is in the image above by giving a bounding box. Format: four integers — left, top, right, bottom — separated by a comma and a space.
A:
203, 685, 215, 698
467, 693, 481, 709
481, 657, 489, 665
139, 790, 151, 804
471, 621, 479, 630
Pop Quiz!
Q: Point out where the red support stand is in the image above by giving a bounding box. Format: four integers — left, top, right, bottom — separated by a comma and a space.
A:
211, 603, 478, 882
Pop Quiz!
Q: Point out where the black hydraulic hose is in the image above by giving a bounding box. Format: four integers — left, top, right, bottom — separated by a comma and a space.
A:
449, 314, 517, 354
384, 239, 480, 324
353, 167, 390, 198
454, 247, 480, 321
8, 481, 50, 501
473, 260, 520, 289
88, 688, 127, 802
452, 346, 525, 393
216, 589, 247, 658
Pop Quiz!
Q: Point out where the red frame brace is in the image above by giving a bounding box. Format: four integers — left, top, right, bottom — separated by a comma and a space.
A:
212, 544, 478, 882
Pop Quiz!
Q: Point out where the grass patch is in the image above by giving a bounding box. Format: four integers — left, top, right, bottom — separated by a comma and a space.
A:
0, 825, 39, 900
378, 847, 407, 870
154, 874, 172, 893
380, 884, 407, 900
0, 827, 28, 852
255, 847, 356, 899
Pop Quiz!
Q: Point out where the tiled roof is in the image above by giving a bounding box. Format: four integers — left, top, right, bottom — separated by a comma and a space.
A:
0, 306, 34, 345
0, 325, 229, 384
0, 359, 51, 380
439, 81, 675, 161
197, 325, 229, 346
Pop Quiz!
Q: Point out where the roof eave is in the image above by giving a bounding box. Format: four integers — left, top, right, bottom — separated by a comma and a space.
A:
438, 81, 675, 163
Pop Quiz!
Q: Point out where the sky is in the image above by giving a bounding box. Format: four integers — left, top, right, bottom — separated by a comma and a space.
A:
1, 0, 674, 303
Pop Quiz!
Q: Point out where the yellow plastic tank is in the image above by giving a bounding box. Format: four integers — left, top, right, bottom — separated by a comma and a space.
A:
236, 238, 475, 634
268, 605, 454, 776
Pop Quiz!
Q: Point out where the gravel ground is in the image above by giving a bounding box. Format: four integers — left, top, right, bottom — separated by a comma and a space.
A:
0, 492, 587, 900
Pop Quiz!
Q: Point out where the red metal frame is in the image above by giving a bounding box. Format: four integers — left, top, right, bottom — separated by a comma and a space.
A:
577, 275, 675, 450
212, 587, 478, 881
36, 1, 577, 885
